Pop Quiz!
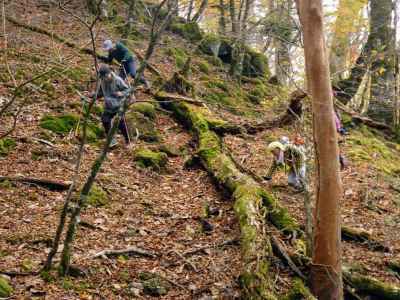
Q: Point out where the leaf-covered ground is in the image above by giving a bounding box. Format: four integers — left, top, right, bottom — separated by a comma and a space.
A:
1, 1, 400, 299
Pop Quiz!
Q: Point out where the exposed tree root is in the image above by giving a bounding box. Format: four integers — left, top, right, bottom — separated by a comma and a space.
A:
0, 176, 71, 191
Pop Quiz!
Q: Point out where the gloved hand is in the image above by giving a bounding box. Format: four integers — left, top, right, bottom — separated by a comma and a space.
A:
263, 176, 272, 181
339, 128, 348, 136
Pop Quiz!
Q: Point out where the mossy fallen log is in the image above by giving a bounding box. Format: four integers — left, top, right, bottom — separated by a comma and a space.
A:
344, 267, 400, 300
341, 225, 389, 252
289, 248, 400, 300
283, 278, 316, 300
201, 89, 306, 136
156, 92, 300, 299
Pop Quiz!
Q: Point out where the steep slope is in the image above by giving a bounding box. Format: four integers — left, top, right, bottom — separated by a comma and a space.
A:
1, 1, 400, 299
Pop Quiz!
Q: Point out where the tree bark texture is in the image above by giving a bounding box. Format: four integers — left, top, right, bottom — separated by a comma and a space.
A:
296, 0, 343, 299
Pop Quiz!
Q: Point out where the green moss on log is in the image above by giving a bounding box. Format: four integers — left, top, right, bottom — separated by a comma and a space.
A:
0, 277, 13, 298
283, 278, 316, 300
156, 92, 301, 298
134, 148, 168, 170
260, 190, 299, 234
344, 268, 400, 300
0, 138, 16, 157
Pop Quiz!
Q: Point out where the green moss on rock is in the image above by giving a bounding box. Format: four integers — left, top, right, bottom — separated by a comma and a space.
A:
197, 61, 211, 74
40, 114, 102, 142
139, 272, 170, 296
0, 277, 13, 298
165, 47, 188, 69
134, 148, 168, 170
158, 144, 181, 157
243, 48, 270, 78
170, 21, 202, 41
347, 126, 400, 175
40, 114, 79, 135
200, 34, 223, 57
125, 111, 161, 143
131, 102, 156, 120
0, 138, 16, 157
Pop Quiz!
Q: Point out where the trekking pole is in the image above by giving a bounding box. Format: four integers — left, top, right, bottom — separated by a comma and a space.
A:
123, 114, 131, 145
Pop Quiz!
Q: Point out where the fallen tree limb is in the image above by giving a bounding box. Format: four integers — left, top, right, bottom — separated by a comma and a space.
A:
5, 16, 163, 79
335, 101, 393, 134
270, 236, 306, 281
0, 176, 71, 191
183, 238, 239, 257
341, 225, 389, 252
0, 270, 38, 277
205, 90, 306, 136
92, 246, 158, 259
151, 91, 205, 106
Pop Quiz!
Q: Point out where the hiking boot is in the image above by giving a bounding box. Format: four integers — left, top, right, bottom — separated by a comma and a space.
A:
109, 138, 118, 148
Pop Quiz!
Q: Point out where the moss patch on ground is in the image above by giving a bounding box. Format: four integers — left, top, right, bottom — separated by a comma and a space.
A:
346, 126, 400, 175
0, 277, 13, 298
0, 138, 16, 157
165, 47, 188, 69
40, 114, 102, 142
86, 183, 109, 207
139, 272, 170, 296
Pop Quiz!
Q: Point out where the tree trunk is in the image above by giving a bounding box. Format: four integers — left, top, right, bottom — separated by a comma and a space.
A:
367, 0, 395, 124
296, 1, 343, 299
186, 0, 194, 21
124, 0, 137, 39
274, 0, 293, 86
191, 0, 209, 23
229, 0, 238, 34
329, 0, 367, 80
218, 0, 227, 35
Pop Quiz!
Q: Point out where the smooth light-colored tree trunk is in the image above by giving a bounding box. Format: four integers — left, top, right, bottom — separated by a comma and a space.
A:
296, 1, 343, 299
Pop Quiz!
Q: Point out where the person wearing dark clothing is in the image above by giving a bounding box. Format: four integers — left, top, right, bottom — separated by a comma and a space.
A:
334, 110, 348, 170
91, 64, 131, 147
101, 40, 150, 88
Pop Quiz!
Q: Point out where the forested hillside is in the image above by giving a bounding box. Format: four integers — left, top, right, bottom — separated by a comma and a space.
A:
1, 0, 400, 299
